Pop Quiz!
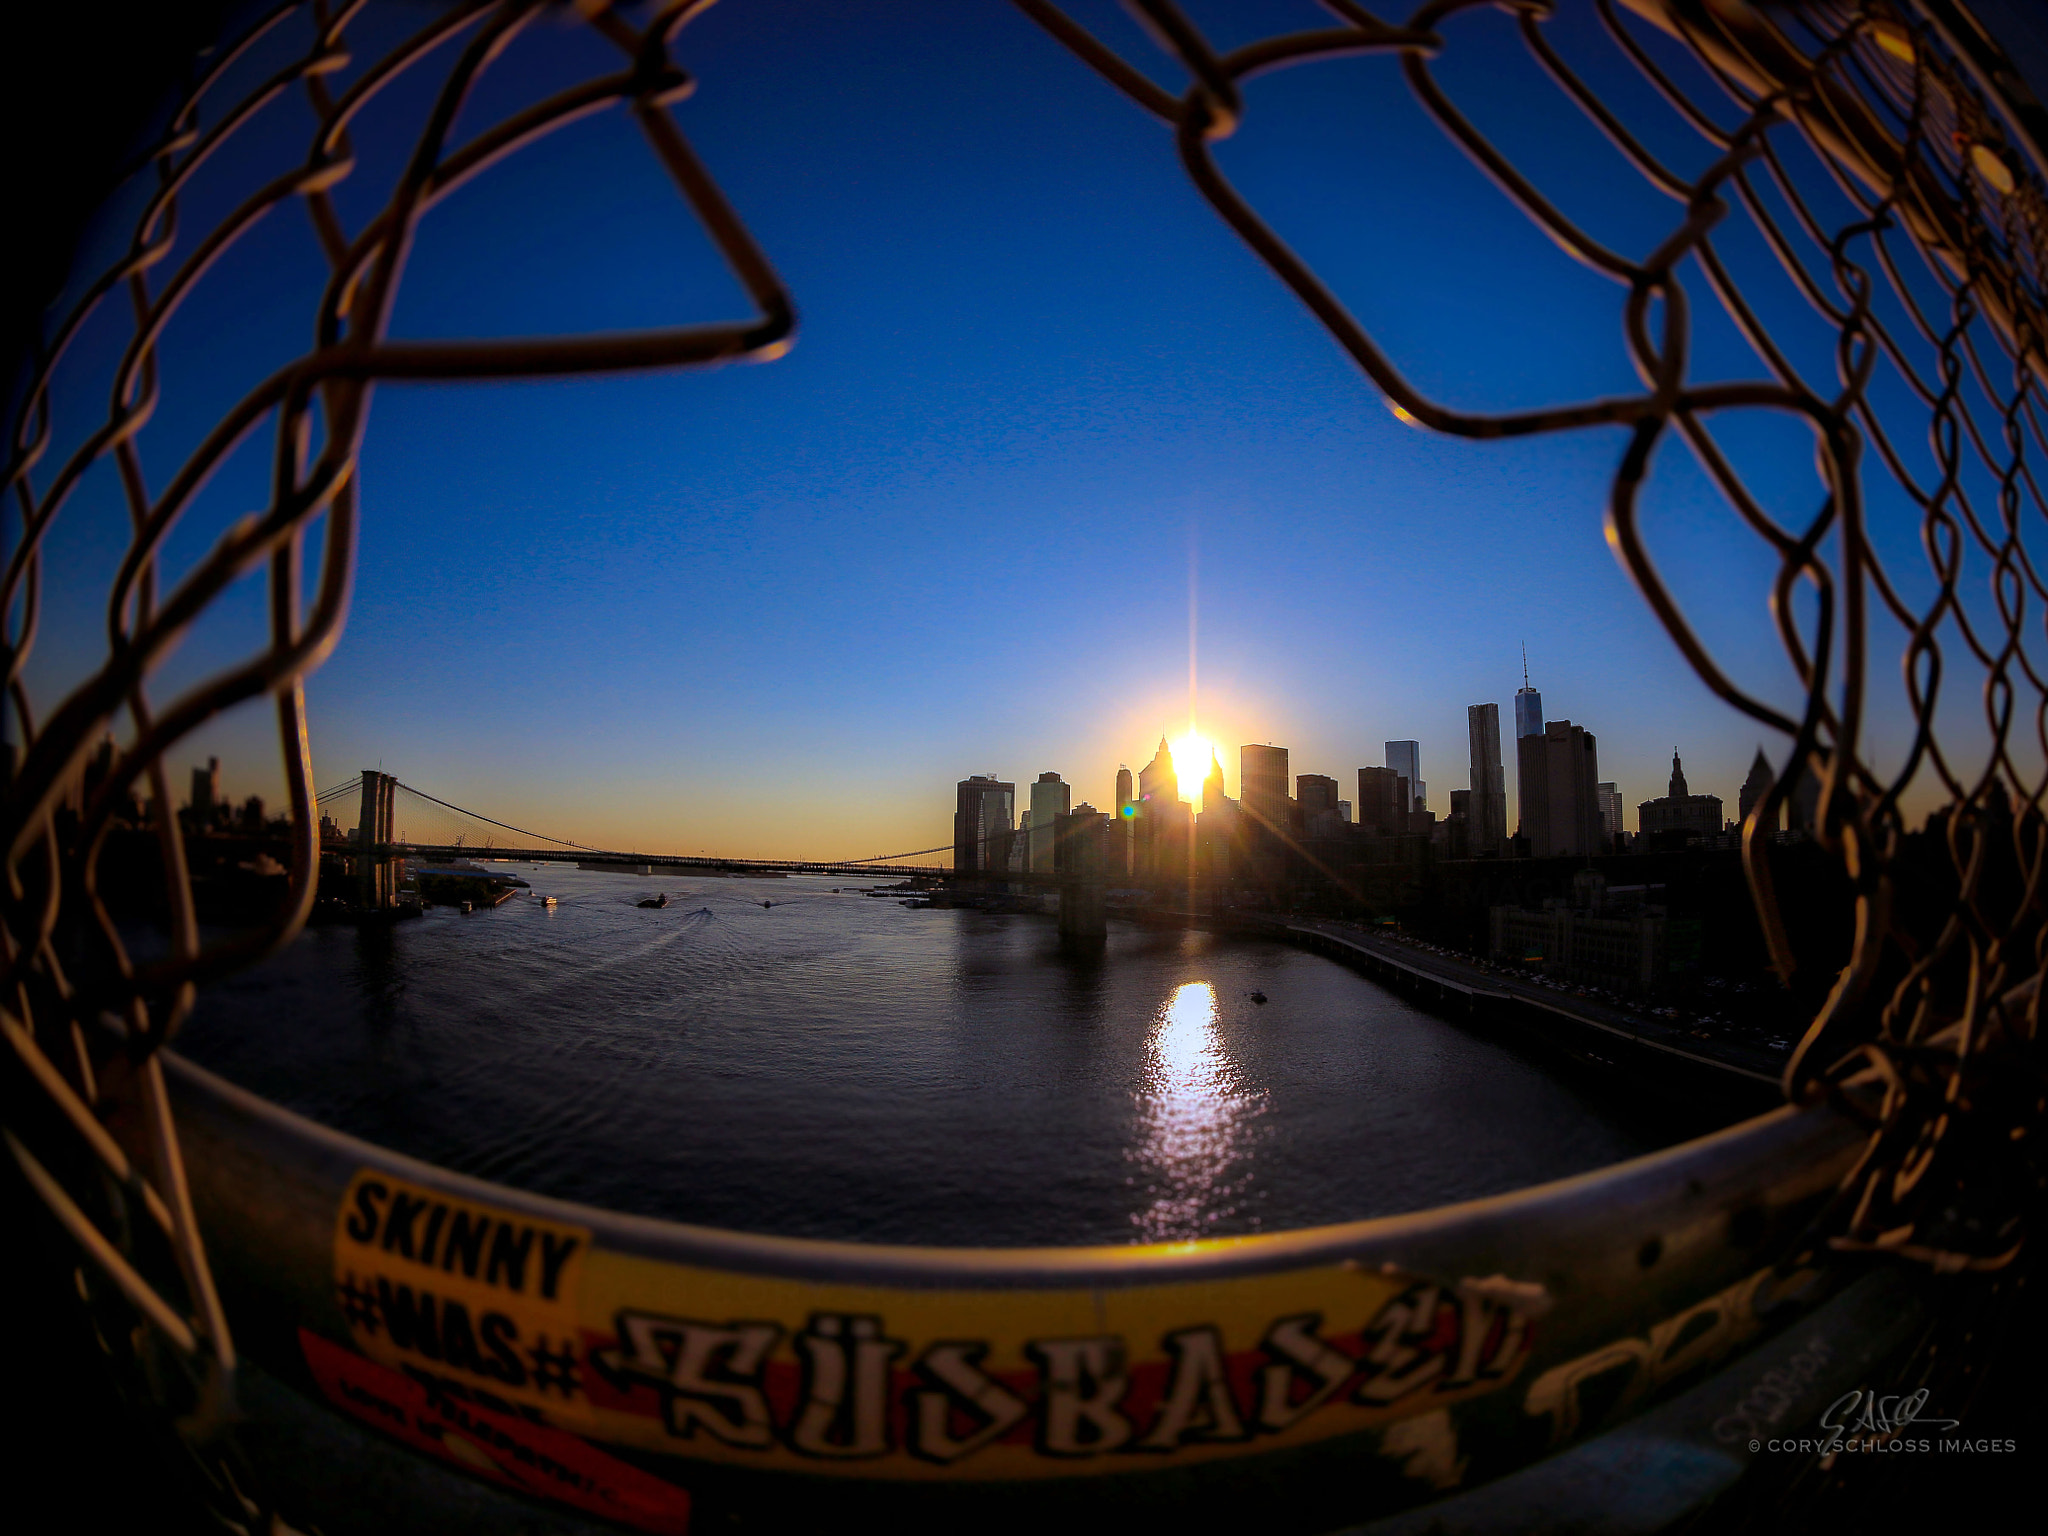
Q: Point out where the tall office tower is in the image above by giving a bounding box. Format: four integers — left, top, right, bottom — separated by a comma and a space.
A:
952, 775, 1014, 875
1028, 772, 1070, 873
1384, 741, 1424, 814
1297, 773, 1342, 838
1596, 781, 1625, 846
1202, 751, 1228, 813
1240, 744, 1290, 826
1738, 748, 1779, 833
190, 755, 220, 824
1467, 702, 1507, 856
1522, 721, 1600, 857
1514, 648, 1543, 740
1296, 774, 1339, 814
1114, 765, 1135, 874
1138, 736, 1178, 808
1357, 766, 1406, 835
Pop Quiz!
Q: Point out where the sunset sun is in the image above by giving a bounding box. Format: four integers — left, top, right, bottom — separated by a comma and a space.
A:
1171, 732, 1215, 805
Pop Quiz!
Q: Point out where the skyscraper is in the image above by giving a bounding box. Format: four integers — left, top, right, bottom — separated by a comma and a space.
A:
1597, 782, 1625, 846
1738, 748, 1778, 834
1138, 736, 1177, 808
1028, 772, 1070, 873
1385, 741, 1425, 814
1521, 721, 1600, 857
1513, 652, 1544, 841
1240, 744, 1289, 827
1467, 702, 1506, 856
1357, 766, 1405, 835
1514, 647, 1543, 740
1114, 765, 1135, 874
953, 776, 1014, 875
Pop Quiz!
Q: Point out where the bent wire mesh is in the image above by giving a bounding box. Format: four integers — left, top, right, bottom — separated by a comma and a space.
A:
2, 0, 790, 1524
1015, 0, 2048, 1272
0, 0, 2042, 1530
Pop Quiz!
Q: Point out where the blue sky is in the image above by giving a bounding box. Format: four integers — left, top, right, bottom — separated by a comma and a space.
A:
25, 0, 2027, 855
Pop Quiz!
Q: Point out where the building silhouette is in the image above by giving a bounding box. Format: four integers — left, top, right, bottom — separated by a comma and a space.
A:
1357, 766, 1406, 836
1638, 751, 1723, 842
1298, 773, 1344, 838
1513, 656, 1545, 842
1521, 720, 1601, 857
1028, 772, 1070, 873
1467, 702, 1506, 856
1240, 744, 1290, 828
952, 775, 1014, 876
1738, 748, 1779, 834
1114, 765, 1135, 874
1597, 781, 1625, 846
1386, 740, 1425, 814
1135, 737, 1193, 883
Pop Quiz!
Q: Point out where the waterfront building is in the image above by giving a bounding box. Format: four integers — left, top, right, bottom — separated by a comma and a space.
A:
1028, 772, 1070, 873
1297, 774, 1340, 814
1597, 781, 1625, 846
1738, 748, 1779, 834
1298, 773, 1345, 839
1489, 871, 1671, 993
1138, 736, 1176, 808
1385, 741, 1425, 814
1203, 751, 1229, 815
1357, 766, 1406, 836
1135, 736, 1193, 883
1447, 788, 1472, 859
1467, 702, 1506, 857
1512, 658, 1545, 844
190, 756, 220, 826
1115, 765, 1135, 874
952, 775, 1014, 876
1638, 751, 1724, 842
1521, 720, 1602, 857
1240, 744, 1290, 829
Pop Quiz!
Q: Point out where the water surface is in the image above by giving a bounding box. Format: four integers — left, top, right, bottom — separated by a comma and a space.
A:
180, 870, 1661, 1245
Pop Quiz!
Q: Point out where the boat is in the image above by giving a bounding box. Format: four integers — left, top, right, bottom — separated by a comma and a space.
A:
637, 893, 669, 909
1250, 991, 1268, 1004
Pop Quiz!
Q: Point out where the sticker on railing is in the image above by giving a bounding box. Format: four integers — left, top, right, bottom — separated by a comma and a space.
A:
301, 1329, 692, 1533
332, 1168, 1548, 1479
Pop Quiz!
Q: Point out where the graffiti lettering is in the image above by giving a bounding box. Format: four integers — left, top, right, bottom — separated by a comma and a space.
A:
908, 1342, 1031, 1464
791, 1314, 904, 1458
1255, 1313, 1355, 1431
601, 1312, 782, 1448
1138, 1327, 1247, 1450
1028, 1337, 1132, 1456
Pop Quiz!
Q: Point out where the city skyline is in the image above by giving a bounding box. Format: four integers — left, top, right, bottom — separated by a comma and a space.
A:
19, 0, 1987, 861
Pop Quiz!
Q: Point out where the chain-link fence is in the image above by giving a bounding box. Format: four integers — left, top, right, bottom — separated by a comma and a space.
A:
1017, 0, 2047, 1275
1, 1, 790, 1523
5, 0, 2047, 1526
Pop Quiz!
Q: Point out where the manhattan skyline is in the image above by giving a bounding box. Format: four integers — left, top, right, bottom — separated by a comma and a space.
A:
18, 0, 1996, 860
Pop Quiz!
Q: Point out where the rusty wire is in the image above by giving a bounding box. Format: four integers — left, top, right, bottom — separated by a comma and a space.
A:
1017, 0, 2047, 1272
0, 0, 790, 1521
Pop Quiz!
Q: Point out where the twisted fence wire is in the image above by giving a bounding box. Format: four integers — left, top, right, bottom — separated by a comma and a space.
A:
0, 0, 791, 1522
1015, 0, 2047, 1273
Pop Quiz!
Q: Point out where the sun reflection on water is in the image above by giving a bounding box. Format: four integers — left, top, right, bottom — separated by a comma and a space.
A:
1130, 980, 1269, 1241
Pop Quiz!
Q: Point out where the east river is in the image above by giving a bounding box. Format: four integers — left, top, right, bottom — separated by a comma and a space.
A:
179, 869, 1671, 1247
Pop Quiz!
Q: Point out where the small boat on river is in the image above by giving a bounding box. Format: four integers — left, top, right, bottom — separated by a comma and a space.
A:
637, 893, 669, 909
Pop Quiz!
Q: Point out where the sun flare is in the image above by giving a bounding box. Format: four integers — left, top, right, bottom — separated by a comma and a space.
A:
1171, 732, 1215, 805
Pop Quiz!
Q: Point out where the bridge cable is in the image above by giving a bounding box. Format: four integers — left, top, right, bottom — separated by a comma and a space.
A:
392, 782, 606, 852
